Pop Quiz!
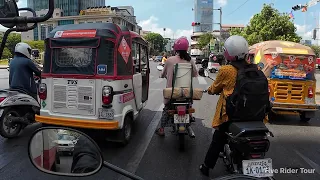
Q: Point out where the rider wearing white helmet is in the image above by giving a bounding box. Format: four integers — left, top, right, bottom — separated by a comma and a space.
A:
9, 42, 41, 100
199, 35, 251, 176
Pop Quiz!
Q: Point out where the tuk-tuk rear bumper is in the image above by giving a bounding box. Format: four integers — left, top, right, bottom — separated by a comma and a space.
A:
35, 115, 119, 130
271, 102, 318, 111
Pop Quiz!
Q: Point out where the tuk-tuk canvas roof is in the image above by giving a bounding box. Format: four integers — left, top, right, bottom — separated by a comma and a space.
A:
249, 40, 315, 56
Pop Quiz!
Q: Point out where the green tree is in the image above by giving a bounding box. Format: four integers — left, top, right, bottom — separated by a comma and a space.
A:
25, 40, 45, 52
2, 48, 12, 59
197, 32, 214, 49
230, 4, 301, 45
6, 33, 21, 55
144, 32, 165, 55
308, 45, 320, 57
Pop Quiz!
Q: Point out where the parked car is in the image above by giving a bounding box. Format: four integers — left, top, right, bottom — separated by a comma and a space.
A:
155, 56, 163, 62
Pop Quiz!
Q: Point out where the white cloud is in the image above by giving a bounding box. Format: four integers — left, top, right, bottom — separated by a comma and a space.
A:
217, 0, 227, 7
295, 24, 312, 39
138, 16, 193, 41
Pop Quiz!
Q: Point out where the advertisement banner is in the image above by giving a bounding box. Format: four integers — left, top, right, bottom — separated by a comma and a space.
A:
54, 29, 97, 38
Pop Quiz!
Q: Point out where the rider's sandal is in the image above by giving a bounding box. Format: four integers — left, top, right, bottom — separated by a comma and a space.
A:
155, 128, 165, 136
199, 164, 209, 176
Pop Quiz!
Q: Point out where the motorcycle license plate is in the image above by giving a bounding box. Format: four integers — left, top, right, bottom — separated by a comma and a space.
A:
242, 158, 273, 178
174, 114, 189, 123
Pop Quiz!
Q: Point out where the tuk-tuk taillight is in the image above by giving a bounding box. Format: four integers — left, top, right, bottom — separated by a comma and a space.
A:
38, 83, 47, 100
308, 87, 314, 98
102, 86, 113, 104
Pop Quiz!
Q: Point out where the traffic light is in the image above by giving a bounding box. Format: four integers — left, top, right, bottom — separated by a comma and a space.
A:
292, 4, 302, 11
191, 22, 200, 26
313, 29, 317, 40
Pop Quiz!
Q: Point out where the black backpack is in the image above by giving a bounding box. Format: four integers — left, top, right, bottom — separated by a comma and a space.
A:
226, 62, 270, 122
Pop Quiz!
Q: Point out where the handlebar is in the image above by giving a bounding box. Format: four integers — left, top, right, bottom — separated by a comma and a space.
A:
0, 0, 54, 23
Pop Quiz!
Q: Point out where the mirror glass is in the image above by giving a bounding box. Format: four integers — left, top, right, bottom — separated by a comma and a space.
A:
0, 0, 19, 28
29, 128, 102, 176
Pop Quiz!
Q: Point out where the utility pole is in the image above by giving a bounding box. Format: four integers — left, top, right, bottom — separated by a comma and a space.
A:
213, 7, 222, 52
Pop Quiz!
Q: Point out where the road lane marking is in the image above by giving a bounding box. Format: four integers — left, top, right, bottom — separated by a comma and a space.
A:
153, 78, 163, 84
197, 76, 207, 85
295, 150, 320, 175
118, 104, 164, 179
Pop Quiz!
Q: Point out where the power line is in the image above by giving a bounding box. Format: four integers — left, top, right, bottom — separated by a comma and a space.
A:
227, 0, 251, 16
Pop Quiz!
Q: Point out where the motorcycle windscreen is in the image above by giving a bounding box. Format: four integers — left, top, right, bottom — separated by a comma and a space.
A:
49, 38, 99, 75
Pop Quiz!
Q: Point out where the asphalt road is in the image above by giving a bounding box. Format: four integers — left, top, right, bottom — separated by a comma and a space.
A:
0, 63, 320, 180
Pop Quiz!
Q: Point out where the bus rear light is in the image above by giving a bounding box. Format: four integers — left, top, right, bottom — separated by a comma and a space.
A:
38, 83, 47, 100
102, 86, 113, 104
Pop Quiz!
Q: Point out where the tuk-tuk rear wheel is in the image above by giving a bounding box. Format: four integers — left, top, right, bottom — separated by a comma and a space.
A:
120, 115, 133, 146
300, 113, 311, 122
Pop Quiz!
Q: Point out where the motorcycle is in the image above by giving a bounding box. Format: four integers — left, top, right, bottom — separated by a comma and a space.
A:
28, 127, 144, 180
199, 68, 275, 179
0, 75, 41, 138
165, 98, 196, 151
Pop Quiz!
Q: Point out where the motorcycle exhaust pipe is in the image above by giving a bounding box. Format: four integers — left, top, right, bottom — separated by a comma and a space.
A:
187, 126, 195, 138
6, 116, 31, 126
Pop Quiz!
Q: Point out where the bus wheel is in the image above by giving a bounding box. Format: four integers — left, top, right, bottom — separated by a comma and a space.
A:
120, 115, 133, 146
300, 113, 311, 122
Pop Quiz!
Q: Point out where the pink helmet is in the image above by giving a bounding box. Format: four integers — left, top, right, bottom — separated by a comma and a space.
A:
173, 37, 189, 51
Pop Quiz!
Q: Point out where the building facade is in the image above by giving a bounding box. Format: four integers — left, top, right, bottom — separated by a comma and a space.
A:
21, 7, 141, 41
27, 0, 105, 16
193, 0, 213, 32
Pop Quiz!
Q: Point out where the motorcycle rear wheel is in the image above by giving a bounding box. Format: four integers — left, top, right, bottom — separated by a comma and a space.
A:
0, 107, 22, 138
178, 133, 185, 151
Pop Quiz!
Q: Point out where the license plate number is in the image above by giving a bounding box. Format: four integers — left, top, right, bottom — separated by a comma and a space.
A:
174, 114, 189, 123
59, 147, 66, 151
242, 158, 273, 177
98, 108, 114, 120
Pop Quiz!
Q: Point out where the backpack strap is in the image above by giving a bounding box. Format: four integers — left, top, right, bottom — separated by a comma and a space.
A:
170, 63, 179, 100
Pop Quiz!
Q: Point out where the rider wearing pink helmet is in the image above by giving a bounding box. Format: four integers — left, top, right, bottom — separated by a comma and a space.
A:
155, 36, 198, 136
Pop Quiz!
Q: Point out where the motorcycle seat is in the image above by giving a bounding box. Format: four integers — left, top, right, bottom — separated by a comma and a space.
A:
228, 121, 269, 136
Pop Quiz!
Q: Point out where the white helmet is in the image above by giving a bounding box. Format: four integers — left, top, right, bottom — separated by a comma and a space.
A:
15, 42, 32, 59
223, 35, 249, 61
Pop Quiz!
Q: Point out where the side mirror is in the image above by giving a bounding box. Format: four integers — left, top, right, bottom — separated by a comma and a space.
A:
0, 0, 19, 28
198, 68, 207, 77
28, 127, 103, 176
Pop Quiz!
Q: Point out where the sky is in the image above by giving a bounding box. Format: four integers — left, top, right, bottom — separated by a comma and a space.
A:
5, 0, 320, 42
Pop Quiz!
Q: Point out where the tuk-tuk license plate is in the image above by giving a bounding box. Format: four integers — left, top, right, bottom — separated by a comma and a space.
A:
173, 114, 189, 124
98, 108, 114, 120
242, 158, 273, 178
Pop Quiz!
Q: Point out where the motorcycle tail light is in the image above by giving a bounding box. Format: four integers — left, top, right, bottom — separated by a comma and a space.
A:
38, 83, 47, 100
250, 153, 262, 159
308, 87, 313, 98
102, 86, 113, 105
176, 106, 186, 116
